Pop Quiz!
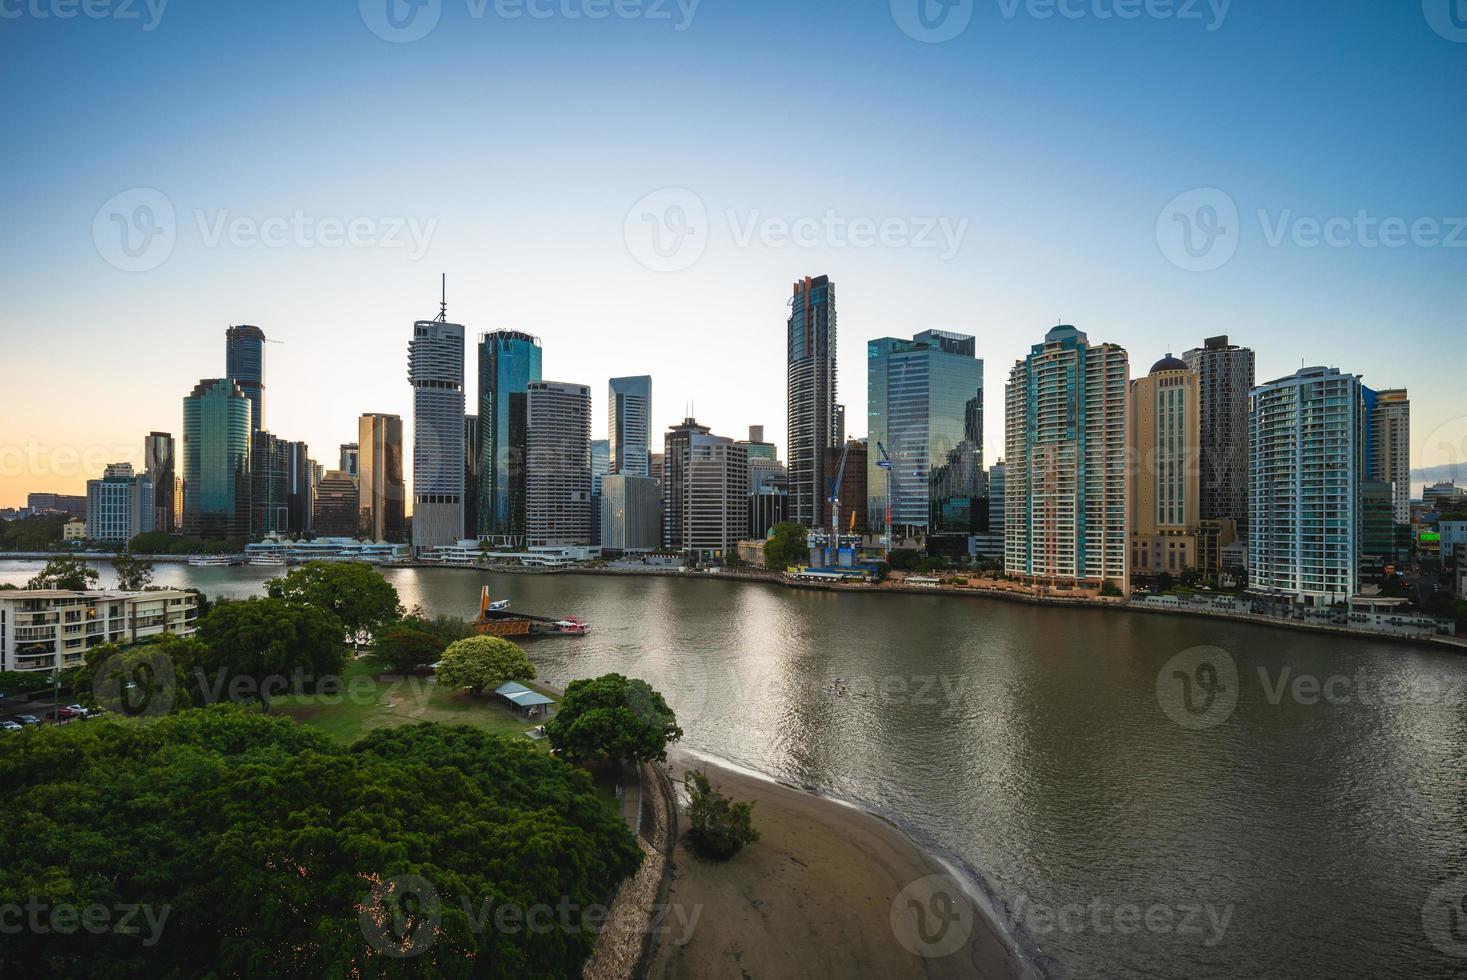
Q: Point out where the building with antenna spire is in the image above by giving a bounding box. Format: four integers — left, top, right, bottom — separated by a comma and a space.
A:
409, 276, 466, 549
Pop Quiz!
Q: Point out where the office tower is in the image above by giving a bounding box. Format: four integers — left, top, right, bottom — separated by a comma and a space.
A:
285, 441, 312, 534
250, 431, 290, 537
866, 330, 985, 539
1249, 366, 1364, 604
1365, 388, 1410, 525
1128, 355, 1202, 577
525, 381, 592, 548
464, 415, 479, 538
821, 439, 868, 534
662, 417, 711, 549
225, 324, 267, 433
738, 425, 778, 461
86, 463, 154, 543
591, 438, 610, 546
143, 431, 176, 534
477, 330, 543, 545
609, 376, 652, 477
787, 275, 838, 527
1182, 336, 1255, 538
600, 474, 662, 552
313, 471, 359, 537
409, 314, 467, 549
339, 443, 360, 477
1004, 325, 1129, 591
182, 378, 253, 540
358, 413, 405, 542
1359, 480, 1396, 583
748, 454, 789, 540
682, 433, 749, 562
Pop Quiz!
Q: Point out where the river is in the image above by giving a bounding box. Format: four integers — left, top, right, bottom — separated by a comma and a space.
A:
4, 559, 1465, 979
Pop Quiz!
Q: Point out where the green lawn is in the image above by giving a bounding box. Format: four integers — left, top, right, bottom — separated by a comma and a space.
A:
272, 657, 555, 748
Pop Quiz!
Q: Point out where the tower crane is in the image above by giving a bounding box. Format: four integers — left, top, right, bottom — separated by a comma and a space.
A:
875, 441, 894, 558
826, 439, 854, 566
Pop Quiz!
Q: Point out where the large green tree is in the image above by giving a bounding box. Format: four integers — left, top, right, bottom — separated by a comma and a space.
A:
111, 553, 154, 591
545, 673, 683, 764
265, 561, 402, 646
373, 625, 448, 676
763, 522, 808, 571
0, 707, 642, 978
436, 636, 535, 696
195, 597, 346, 712
26, 556, 98, 591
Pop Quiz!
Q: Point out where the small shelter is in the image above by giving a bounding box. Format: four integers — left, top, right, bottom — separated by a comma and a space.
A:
494, 681, 557, 720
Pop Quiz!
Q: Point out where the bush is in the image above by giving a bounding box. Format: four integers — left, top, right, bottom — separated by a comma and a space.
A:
684, 768, 760, 860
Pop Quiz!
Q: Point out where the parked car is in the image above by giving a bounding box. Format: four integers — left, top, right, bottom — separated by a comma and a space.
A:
64, 704, 92, 719
12, 715, 42, 726
54, 707, 80, 721
0, 720, 22, 733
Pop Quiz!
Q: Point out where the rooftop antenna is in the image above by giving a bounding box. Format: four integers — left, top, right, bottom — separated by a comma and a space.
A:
436, 273, 447, 322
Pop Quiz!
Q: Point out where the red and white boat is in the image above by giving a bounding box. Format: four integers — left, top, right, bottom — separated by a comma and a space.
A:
553, 617, 591, 635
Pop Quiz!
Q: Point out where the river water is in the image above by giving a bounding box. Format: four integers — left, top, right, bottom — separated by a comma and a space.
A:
5, 560, 1465, 979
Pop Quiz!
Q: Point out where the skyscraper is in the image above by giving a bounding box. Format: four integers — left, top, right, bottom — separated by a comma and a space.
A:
358, 413, 405, 542
609, 376, 652, 477
250, 431, 290, 537
313, 471, 359, 537
1366, 388, 1410, 526
182, 378, 252, 540
86, 463, 154, 543
225, 324, 267, 433
737, 425, 778, 460
525, 381, 592, 548
787, 275, 838, 527
600, 475, 662, 552
409, 314, 466, 549
866, 330, 984, 538
285, 440, 312, 535
1004, 325, 1129, 592
477, 331, 543, 545
682, 432, 749, 563
591, 438, 610, 546
662, 416, 711, 550
339, 443, 359, 477
463, 415, 479, 538
143, 431, 176, 534
1128, 355, 1202, 577
1249, 366, 1365, 604
1182, 336, 1254, 538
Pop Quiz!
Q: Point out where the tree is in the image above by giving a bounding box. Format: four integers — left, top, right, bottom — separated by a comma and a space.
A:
763, 522, 808, 571
401, 606, 477, 644
264, 561, 401, 645
0, 707, 642, 979
435, 635, 535, 695
26, 556, 98, 591
128, 531, 182, 553
373, 625, 447, 675
112, 553, 154, 591
545, 672, 683, 765
196, 597, 346, 712
73, 634, 208, 716
683, 768, 760, 859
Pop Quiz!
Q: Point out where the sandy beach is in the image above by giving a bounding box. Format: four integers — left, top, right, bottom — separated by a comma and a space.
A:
648, 752, 1034, 980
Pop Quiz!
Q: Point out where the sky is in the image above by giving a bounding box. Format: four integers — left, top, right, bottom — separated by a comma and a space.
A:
1, 0, 1464, 508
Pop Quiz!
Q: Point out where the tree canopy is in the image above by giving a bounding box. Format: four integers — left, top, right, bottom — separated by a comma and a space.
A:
373, 625, 448, 676
111, 553, 154, 591
435, 636, 535, 696
194, 597, 347, 711
26, 556, 98, 591
684, 768, 760, 860
545, 673, 683, 765
0, 707, 642, 978
763, 522, 808, 571
265, 561, 402, 645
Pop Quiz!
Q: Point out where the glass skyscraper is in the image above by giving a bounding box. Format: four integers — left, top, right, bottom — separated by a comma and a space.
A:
866, 330, 984, 537
477, 331, 542, 545
609, 375, 652, 477
787, 275, 838, 527
225, 324, 267, 433
182, 378, 253, 539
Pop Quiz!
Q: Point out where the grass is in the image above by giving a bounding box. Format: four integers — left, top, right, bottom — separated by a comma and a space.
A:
271, 657, 556, 748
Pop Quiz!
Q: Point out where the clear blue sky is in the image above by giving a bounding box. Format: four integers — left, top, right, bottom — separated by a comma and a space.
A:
1, 0, 1463, 505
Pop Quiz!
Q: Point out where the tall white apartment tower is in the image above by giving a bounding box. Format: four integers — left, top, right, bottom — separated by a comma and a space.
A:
526, 381, 593, 547
409, 297, 467, 550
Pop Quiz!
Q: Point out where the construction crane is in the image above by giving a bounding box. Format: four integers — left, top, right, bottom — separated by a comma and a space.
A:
875, 441, 894, 558
826, 439, 854, 567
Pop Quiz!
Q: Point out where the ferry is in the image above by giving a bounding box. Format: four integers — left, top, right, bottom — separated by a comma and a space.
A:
488, 598, 511, 612
188, 556, 232, 567
552, 617, 591, 636
247, 555, 288, 567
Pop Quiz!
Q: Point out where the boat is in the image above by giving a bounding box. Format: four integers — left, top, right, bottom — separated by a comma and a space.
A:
488, 599, 511, 612
188, 556, 231, 567
247, 555, 288, 566
552, 617, 591, 635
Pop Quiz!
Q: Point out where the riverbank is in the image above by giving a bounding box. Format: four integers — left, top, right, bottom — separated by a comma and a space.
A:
648, 750, 1037, 980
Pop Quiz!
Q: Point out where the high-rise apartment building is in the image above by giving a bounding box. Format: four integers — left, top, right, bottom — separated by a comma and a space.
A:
866, 330, 984, 537
225, 324, 267, 433
662, 417, 711, 550
143, 431, 176, 534
1249, 366, 1364, 604
525, 381, 593, 548
609, 376, 652, 477
1128, 356, 1202, 576
1182, 336, 1254, 537
409, 316, 467, 549
787, 275, 838, 527
1365, 387, 1411, 526
682, 433, 749, 562
358, 413, 405, 542
86, 463, 154, 543
477, 331, 543, 545
182, 378, 252, 540
1004, 325, 1129, 591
